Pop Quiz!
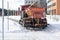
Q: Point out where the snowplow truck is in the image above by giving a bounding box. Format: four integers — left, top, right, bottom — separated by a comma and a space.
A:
19, 3, 47, 29
19, 6, 47, 29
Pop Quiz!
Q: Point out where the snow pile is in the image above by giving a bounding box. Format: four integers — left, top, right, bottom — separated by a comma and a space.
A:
9, 16, 21, 20
46, 15, 60, 24
0, 16, 22, 32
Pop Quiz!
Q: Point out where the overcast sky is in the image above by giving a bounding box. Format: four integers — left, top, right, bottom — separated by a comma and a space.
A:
0, 0, 24, 10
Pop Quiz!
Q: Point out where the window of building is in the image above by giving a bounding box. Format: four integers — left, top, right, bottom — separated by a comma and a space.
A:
53, 9, 56, 15
48, 0, 51, 3
47, 5, 51, 8
47, 10, 51, 14
29, 1, 30, 3
31, 1, 33, 3
52, 9, 56, 15
52, 3, 56, 6
25, 1, 27, 3
47, 3, 56, 8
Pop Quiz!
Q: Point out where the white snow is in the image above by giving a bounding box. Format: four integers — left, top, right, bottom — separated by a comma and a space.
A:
9, 16, 21, 20
0, 16, 21, 32
46, 15, 60, 24
0, 15, 60, 40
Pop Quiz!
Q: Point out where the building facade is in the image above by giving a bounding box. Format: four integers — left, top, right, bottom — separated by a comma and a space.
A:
25, 0, 40, 4
47, 0, 60, 15
24, 0, 40, 7
40, 0, 47, 8
24, 0, 47, 8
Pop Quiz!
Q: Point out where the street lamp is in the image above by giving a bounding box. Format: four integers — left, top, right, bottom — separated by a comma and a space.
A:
7, 1, 9, 30
2, 0, 4, 40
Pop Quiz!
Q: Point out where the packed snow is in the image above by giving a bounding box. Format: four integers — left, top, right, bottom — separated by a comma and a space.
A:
0, 15, 60, 40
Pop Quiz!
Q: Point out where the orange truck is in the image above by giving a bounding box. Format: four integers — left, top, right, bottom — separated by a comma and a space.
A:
19, 4, 47, 29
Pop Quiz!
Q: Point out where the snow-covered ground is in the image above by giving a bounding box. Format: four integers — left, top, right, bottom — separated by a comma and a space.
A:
0, 16, 21, 32
0, 15, 60, 40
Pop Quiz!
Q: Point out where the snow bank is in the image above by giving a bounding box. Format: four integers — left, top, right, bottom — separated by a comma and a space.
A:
9, 16, 21, 20
46, 15, 60, 24
0, 16, 22, 32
